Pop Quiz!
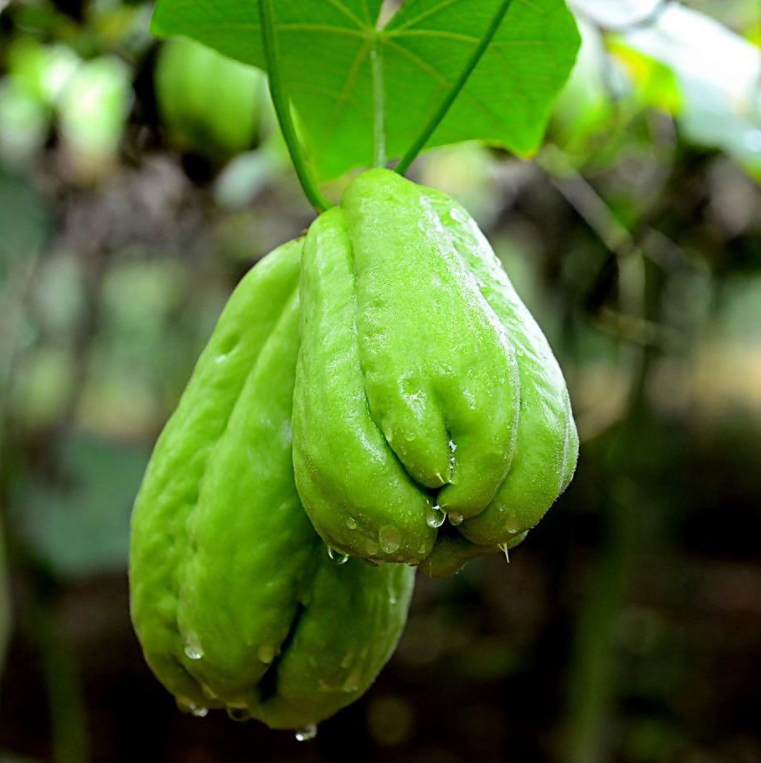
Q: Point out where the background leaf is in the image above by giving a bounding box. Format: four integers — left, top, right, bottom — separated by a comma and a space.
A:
13, 434, 150, 579
151, 0, 579, 179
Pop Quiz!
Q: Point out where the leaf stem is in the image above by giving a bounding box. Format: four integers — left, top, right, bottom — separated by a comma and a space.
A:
259, 0, 330, 212
371, 36, 387, 168
395, 0, 515, 176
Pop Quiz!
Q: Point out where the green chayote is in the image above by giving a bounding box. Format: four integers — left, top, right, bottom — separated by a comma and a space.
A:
130, 239, 414, 730
155, 38, 264, 159
293, 169, 578, 575
131, 163, 579, 732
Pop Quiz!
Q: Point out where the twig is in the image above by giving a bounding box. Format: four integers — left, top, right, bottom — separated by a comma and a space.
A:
395, 0, 515, 175
259, 0, 330, 212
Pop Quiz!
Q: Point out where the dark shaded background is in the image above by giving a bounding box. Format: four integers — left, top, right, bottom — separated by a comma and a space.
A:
1, 1, 761, 761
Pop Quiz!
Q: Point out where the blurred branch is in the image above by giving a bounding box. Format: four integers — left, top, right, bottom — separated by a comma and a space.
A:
596, 308, 679, 350
538, 145, 697, 441
561, 488, 634, 763
538, 145, 644, 262
30, 596, 90, 763
538, 145, 649, 440
0, 251, 42, 470
2, 517, 90, 763
0, 515, 10, 695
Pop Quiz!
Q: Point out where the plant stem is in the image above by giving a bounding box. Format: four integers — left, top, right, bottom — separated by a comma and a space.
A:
371, 36, 387, 168
562, 493, 632, 763
0, 516, 10, 687
395, 0, 515, 176
259, 0, 330, 212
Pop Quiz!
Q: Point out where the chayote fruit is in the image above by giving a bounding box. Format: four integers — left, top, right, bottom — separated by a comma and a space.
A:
293, 169, 578, 575
130, 238, 414, 730
155, 38, 264, 159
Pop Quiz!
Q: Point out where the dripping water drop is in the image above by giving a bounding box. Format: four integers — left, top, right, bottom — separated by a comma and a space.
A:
295, 723, 318, 742
184, 634, 203, 661
327, 546, 350, 565
176, 696, 207, 717
426, 504, 446, 529
448, 439, 457, 473
227, 706, 251, 722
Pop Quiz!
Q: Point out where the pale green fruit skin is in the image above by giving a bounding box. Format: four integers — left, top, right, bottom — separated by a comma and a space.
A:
130, 239, 414, 729
422, 188, 579, 549
253, 556, 414, 729
418, 530, 528, 578
155, 38, 263, 159
292, 206, 438, 566
293, 169, 578, 575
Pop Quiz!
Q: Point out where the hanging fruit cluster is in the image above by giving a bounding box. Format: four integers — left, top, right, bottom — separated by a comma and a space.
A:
129, 169, 578, 732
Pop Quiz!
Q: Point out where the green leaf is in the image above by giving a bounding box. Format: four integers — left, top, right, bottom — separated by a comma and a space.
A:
14, 433, 150, 579
150, 0, 579, 179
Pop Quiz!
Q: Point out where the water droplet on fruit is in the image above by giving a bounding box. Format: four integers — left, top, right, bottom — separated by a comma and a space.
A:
176, 696, 199, 715
504, 518, 522, 535
366, 540, 379, 557
379, 526, 401, 554
426, 504, 446, 529
295, 724, 318, 742
258, 643, 276, 664
176, 696, 208, 717
448, 512, 464, 526
327, 546, 350, 565
498, 543, 510, 563
342, 671, 361, 693
448, 442, 457, 472
184, 634, 203, 661
227, 707, 251, 722
346, 517, 358, 530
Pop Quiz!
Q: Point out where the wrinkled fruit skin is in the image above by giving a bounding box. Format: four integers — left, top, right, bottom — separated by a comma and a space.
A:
293, 169, 579, 577
130, 239, 414, 730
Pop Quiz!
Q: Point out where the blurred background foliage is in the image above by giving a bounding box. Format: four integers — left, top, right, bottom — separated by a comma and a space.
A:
1, 0, 761, 761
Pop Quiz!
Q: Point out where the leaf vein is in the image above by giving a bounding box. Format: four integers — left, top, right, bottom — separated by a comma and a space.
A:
388, 0, 462, 33
323, 38, 373, 140
384, 39, 511, 134
324, 0, 367, 30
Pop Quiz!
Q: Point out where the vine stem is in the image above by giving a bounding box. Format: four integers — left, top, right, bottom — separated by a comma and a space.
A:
395, 0, 515, 176
371, 36, 387, 168
259, 0, 330, 212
